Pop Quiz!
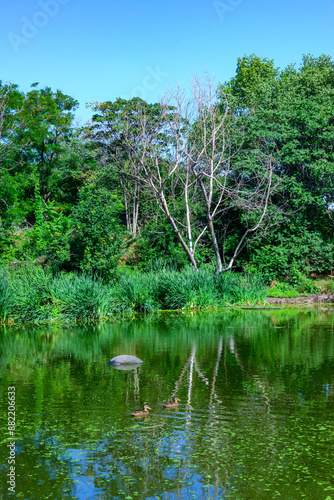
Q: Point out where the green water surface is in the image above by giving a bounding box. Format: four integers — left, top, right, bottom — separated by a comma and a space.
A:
1, 307, 334, 499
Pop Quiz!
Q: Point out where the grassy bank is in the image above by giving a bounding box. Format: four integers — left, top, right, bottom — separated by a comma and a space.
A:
0, 266, 267, 323
266, 277, 334, 298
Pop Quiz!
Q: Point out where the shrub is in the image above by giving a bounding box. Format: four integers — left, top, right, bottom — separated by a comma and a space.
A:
72, 186, 127, 281
246, 245, 290, 281
28, 187, 72, 271
287, 266, 322, 294
267, 282, 300, 298
247, 232, 334, 281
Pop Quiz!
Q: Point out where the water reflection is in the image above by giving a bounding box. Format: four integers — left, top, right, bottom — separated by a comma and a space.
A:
1, 307, 334, 499
111, 363, 143, 371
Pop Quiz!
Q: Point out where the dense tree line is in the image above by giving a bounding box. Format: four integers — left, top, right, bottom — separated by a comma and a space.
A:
0, 54, 333, 281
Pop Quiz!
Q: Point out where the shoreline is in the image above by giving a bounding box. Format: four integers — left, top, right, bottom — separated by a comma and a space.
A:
267, 294, 334, 304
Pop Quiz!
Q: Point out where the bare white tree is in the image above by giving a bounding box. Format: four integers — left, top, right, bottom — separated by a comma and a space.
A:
91, 78, 283, 273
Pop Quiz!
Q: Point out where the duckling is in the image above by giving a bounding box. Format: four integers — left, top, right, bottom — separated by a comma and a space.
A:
131, 404, 151, 417
163, 397, 181, 408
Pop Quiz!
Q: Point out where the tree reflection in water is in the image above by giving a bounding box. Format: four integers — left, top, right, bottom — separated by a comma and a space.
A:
1, 308, 334, 498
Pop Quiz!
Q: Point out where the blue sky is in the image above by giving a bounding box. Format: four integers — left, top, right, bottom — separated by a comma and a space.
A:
1, 0, 333, 123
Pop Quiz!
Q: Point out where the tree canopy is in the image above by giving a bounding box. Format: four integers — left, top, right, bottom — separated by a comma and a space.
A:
1, 55, 333, 280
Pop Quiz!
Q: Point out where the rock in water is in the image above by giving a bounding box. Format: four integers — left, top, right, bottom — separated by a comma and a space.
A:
108, 355, 143, 366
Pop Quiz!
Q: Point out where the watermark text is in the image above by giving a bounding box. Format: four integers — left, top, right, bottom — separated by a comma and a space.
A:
7, 387, 16, 494
213, 0, 243, 21
8, 0, 71, 53
122, 65, 169, 101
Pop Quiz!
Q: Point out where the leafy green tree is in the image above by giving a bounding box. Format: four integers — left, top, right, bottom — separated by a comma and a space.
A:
29, 186, 72, 270
222, 54, 279, 111
17, 83, 79, 202
71, 186, 127, 280
88, 97, 168, 238
220, 54, 334, 277
221, 54, 334, 206
0, 81, 28, 230
0, 82, 82, 263
0, 81, 25, 169
53, 129, 99, 213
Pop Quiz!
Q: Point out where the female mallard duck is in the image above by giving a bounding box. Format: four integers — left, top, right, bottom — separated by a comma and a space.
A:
131, 404, 151, 417
163, 397, 181, 408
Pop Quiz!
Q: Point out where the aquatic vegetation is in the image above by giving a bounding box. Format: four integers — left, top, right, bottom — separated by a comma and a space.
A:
13, 265, 57, 322
0, 268, 15, 322
226, 273, 267, 304
113, 272, 160, 312
54, 273, 114, 320
0, 265, 267, 323
1, 266, 115, 322
157, 268, 219, 309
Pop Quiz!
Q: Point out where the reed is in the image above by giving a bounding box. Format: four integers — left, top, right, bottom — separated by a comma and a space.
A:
0, 264, 267, 323
9, 266, 114, 322
12, 265, 57, 322
0, 268, 15, 322
53, 273, 114, 320
225, 273, 267, 304
113, 272, 160, 312
157, 268, 219, 309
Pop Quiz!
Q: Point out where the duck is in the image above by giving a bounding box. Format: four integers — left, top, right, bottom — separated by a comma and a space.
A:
131, 404, 151, 417
163, 397, 181, 408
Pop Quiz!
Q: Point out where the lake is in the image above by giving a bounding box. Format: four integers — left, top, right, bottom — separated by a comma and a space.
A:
1, 306, 334, 499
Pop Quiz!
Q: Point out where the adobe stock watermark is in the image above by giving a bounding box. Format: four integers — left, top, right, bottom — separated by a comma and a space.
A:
213, 0, 243, 21
122, 65, 169, 101
8, 0, 71, 54
7, 387, 16, 495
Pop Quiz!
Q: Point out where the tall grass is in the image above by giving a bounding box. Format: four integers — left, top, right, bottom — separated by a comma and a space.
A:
0, 268, 15, 322
0, 265, 267, 323
2, 266, 115, 322
112, 268, 267, 311
13, 266, 57, 322
157, 268, 219, 309
53, 274, 114, 320
216, 273, 267, 305
113, 272, 160, 312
